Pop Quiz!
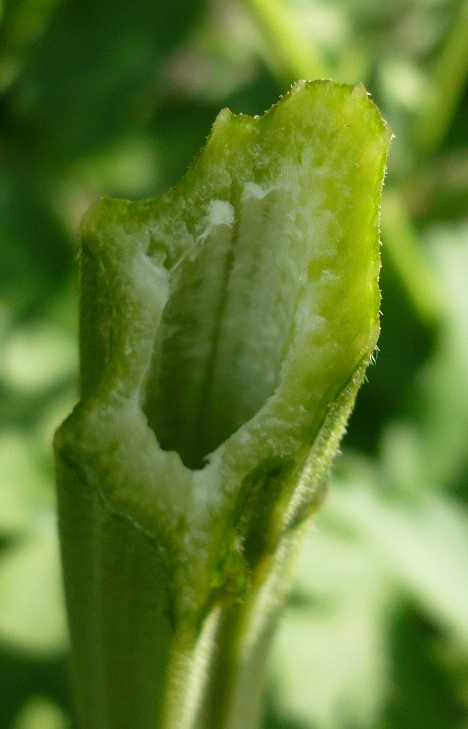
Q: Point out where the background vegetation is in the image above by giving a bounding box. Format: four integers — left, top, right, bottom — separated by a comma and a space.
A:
0, 0, 467, 727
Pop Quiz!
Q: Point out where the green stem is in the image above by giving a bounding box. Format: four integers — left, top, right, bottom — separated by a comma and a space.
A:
412, 0, 468, 157
243, 0, 331, 81
55, 82, 390, 729
196, 538, 303, 729
381, 189, 443, 326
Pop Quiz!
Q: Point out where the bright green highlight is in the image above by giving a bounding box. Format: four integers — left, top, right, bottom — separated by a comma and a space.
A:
244, 0, 330, 82
54, 80, 390, 729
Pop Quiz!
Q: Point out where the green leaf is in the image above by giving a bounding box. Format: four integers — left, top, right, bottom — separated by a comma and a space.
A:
334, 467, 468, 654
55, 80, 390, 729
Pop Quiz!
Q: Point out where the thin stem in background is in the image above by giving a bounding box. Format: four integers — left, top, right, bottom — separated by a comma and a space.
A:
243, 0, 331, 82
412, 0, 468, 158
381, 189, 444, 327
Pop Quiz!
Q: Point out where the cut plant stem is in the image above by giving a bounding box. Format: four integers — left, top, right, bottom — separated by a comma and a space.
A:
54, 80, 390, 729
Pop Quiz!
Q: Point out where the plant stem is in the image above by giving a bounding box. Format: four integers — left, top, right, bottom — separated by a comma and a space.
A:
195, 519, 311, 729
55, 81, 390, 729
412, 0, 468, 157
381, 188, 443, 326
243, 0, 331, 81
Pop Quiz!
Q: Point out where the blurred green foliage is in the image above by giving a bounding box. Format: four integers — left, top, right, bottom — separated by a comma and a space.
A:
0, 0, 467, 727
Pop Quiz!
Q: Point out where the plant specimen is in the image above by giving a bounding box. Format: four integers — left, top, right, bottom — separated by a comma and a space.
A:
54, 80, 390, 729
